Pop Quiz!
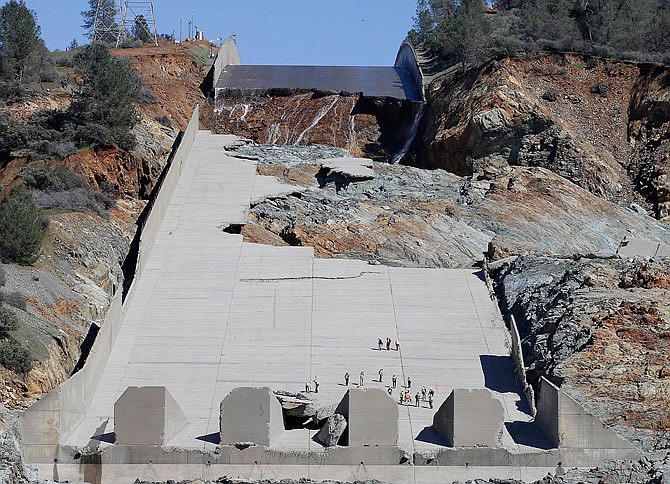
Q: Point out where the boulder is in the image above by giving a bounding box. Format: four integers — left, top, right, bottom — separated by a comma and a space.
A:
315, 413, 347, 447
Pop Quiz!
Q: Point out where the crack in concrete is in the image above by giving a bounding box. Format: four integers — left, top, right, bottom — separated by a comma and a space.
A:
240, 271, 383, 283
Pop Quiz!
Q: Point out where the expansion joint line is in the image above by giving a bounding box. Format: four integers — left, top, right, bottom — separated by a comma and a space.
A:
387, 269, 417, 483
308, 256, 315, 469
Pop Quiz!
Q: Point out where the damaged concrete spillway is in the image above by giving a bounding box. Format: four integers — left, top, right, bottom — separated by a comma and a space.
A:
19, 48, 641, 484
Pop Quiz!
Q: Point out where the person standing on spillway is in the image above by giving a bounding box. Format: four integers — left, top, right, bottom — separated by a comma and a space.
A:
313, 378, 319, 393
415, 392, 420, 407
407, 376, 411, 388
392, 374, 397, 388
359, 371, 365, 387
305, 381, 311, 393
395, 338, 400, 351
377, 338, 383, 350
378, 368, 384, 382
386, 337, 391, 350
344, 372, 349, 386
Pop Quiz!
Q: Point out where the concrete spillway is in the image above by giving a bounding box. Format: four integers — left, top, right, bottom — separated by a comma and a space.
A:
216, 65, 423, 101
20, 107, 640, 482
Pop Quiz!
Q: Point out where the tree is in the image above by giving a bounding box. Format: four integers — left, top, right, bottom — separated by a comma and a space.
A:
67, 38, 79, 51
81, 0, 119, 44
133, 14, 151, 43
0, 185, 48, 264
0, 0, 44, 87
67, 43, 140, 150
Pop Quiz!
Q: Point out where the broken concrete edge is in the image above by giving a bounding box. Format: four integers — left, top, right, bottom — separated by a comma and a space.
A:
18, 106, 201, 451
318, 157, 376, 180
509, 315, 536, 417
535, 377, 641, 456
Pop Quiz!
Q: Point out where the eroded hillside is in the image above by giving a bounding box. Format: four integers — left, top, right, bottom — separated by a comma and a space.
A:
0, 42, 211, 407
414, 54, 670, 222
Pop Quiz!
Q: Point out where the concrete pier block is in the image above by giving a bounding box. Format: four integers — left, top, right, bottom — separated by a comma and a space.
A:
432, 388, 504, 447
219, 387, 285, 447
336, 388, 398, 446
535, 377, 640, 454
114, 386, 187, 445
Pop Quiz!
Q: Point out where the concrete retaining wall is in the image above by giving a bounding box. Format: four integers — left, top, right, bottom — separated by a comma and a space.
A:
535, 377, 640, 457
394, 41, 424, 101
213, 36, 241, 88
509, 316, 536, 416
19, 105, 201, 462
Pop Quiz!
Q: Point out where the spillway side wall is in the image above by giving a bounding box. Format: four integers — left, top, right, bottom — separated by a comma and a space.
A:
19, 106, 201, 463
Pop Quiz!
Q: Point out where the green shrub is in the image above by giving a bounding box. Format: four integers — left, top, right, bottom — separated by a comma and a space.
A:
21, 164, 84, 192
0, 306, 18, 335
591, 82, 610, 97
0, 185, 48, 264
542, 89, 558, 102
0, 339, 32, 373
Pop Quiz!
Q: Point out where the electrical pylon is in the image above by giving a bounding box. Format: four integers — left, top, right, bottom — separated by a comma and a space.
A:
91, 0, 123, 44
116, 0, 159, 48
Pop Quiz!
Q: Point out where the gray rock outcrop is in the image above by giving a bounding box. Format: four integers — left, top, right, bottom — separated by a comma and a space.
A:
315, 413, 346, 447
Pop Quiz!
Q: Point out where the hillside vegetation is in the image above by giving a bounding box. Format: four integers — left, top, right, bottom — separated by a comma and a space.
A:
409, 0, 670, 68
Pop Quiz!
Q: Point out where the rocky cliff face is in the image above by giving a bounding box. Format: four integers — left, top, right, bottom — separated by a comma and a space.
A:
414, 55, 670, 217
492, 256, 670, 450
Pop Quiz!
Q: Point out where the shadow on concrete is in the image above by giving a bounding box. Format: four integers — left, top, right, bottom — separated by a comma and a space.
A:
90, 432, 116, 444
195, 432, 221, 444
505, 422, 553, 450
479, 355, 520, 394
415, 426, 448, 446
473, 269, 486, 283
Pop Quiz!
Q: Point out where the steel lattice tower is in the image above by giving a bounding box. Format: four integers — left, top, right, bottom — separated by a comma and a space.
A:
91, 0, 123, 44
116, 0, 159, 47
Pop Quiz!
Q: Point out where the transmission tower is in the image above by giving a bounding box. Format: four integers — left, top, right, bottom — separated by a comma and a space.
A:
91, 0, 123, 44
116, 0, 159, 48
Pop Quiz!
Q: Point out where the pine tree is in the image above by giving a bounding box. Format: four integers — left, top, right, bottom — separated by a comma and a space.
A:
0, 0, 44, 87
0, 185, 47, 264
68, 43, 140, 150
133, 14, 151, 43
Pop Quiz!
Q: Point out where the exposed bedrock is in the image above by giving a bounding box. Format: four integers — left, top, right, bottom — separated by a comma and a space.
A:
236, 144, 670, 269
214, 91, 423, 162
412, 55, 670, 218
491, 255, 670, 450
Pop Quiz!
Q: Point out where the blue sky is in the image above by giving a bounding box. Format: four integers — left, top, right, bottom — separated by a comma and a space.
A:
23, 0, 417, 66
